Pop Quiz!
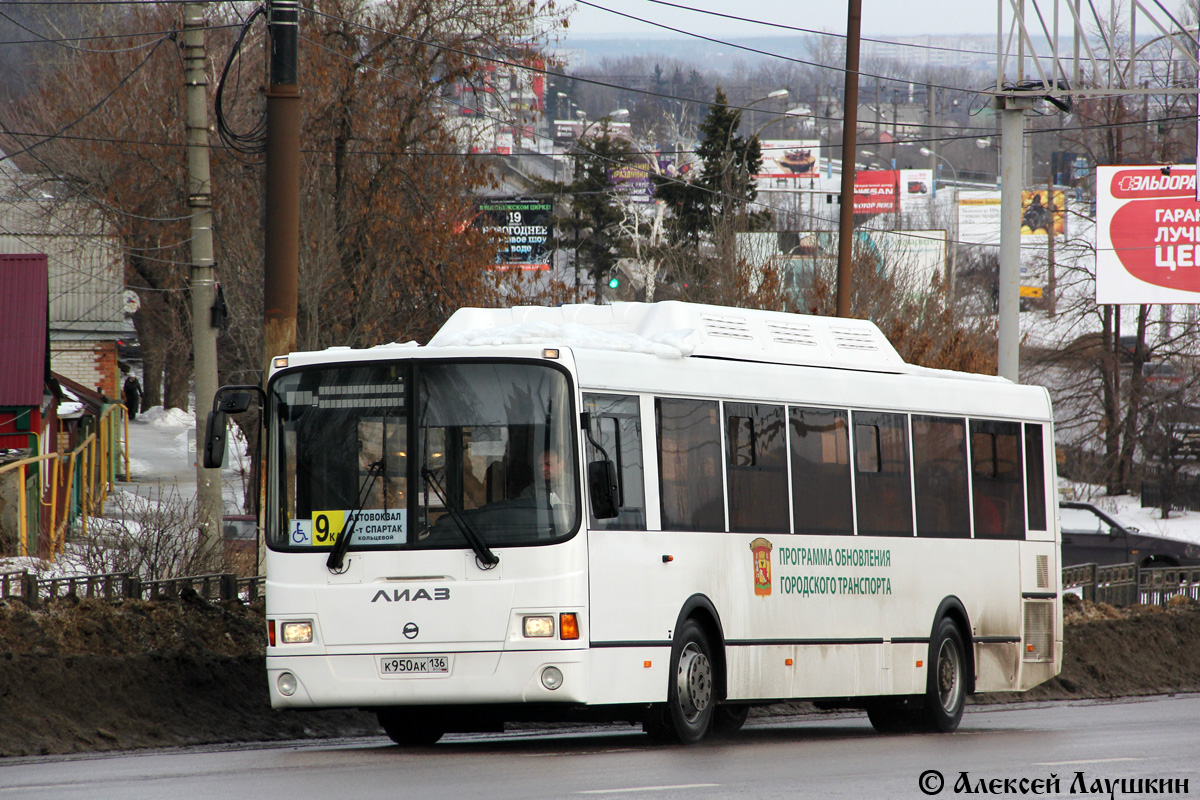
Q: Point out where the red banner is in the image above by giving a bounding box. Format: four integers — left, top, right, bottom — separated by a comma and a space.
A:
853, 170, 898, 215
1096, 165, 1200, 303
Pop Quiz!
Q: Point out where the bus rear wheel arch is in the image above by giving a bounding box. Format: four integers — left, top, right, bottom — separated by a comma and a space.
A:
867, 612, 970, 735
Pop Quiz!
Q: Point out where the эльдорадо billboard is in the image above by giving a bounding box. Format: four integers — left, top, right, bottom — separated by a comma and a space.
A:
1096, 165, 1200, 304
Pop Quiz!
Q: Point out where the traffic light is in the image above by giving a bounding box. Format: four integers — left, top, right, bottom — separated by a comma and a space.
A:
608, 275, 620, 289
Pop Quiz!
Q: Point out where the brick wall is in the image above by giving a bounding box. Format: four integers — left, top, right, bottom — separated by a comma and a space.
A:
52, 341, 119, 400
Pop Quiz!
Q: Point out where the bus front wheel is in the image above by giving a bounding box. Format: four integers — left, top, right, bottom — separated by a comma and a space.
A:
647, 619, 716, 744
377, 709, 445, 746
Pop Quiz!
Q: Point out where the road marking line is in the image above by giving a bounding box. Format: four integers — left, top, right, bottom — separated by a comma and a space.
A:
1034, 758, 1145, 766
577, 784, 720, 794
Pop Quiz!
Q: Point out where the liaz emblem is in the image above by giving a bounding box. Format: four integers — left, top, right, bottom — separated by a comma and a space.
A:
749, 537, 773, 596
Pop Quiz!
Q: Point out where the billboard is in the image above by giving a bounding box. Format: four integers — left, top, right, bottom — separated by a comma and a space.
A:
1096, 165, 1200, 304
476, 199, 553, 270
609, 155, 657, 204
852, 169, 934, 217
756, 140, 821, 179
957, 190, 1067, 247
853, 170, 898, 215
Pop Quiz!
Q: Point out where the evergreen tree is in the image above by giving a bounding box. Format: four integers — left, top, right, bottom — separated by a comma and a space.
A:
652, 88, 769, 246
543, 123, 635, 300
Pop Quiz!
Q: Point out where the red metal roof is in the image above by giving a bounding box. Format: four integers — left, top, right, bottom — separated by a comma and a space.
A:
0, 254, 49, 407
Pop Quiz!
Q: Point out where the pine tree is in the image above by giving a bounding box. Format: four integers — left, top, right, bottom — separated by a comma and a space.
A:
652, 88, 769, 246
543, 123, 636, 300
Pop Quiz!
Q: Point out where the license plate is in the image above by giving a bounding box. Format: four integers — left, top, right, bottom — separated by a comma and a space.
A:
380, 655, 450, 675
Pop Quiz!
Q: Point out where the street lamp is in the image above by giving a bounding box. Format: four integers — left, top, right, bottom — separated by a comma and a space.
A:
920, 147, 957, 192
919, 147, 959, 299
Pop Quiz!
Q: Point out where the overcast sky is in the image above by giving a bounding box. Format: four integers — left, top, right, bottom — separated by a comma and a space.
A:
563, 0, 1002, 40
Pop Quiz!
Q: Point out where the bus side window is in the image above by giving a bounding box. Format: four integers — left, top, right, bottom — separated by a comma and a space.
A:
1024, 423, 1047, 531
725, 403, 788, 533
583, 393, 646, 530
912, 416, 970, 538
853, 411, 913, 537
789, 407, 852, 536
657, 397, 724, 532
970, 420, 1026, 539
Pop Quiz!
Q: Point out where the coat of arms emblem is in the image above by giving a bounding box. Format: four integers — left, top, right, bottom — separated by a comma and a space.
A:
749, 537, 773, 596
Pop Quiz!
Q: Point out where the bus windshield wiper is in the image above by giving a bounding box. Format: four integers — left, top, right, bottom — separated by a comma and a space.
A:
326, 458, 385, 573
421, 467, 499, 569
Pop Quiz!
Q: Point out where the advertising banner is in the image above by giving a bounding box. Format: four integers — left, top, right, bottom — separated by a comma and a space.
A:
957, 190, 1067, 247
1096, 165, 1200, 304
476, 199, 553, 270
756, 140, 821, 179
609, 157, 657, 204
853, 170, 898, 215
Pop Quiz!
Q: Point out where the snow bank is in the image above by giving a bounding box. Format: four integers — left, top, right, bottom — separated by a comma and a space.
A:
141, 406, 195, 430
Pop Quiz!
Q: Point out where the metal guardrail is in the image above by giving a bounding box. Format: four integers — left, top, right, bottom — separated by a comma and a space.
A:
1064, 562, 1200, 606
0, 570, 266, 606
2, 565, 1197, 609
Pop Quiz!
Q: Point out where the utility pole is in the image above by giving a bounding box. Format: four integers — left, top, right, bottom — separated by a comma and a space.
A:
263, 0, 300, 377
927, 85, 937, 193
835, 0, 862, 318
998, 96, 1032, 382
183, 2, 222, 557
1047, 167, 1057, 316
262, 0, 300, 573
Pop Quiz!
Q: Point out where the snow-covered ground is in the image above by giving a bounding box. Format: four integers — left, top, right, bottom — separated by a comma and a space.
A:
120, 405, 249, 514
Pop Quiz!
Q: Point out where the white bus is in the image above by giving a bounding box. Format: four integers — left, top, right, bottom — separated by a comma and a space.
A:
207, 301, 1062, 745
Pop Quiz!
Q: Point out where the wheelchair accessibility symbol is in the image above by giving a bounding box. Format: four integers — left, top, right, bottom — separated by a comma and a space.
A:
291, 519, 313, 546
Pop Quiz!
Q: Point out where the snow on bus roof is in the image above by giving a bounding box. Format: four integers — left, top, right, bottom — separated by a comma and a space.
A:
430, 301, 914, 373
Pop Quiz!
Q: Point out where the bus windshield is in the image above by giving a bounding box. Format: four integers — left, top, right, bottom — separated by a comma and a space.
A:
268, 360, 578, 551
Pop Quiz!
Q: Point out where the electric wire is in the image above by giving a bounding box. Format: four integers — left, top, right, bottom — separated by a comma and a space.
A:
0, 33, 172, 165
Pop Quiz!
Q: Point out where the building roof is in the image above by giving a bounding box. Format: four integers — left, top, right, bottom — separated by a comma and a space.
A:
0, 254, 49, 406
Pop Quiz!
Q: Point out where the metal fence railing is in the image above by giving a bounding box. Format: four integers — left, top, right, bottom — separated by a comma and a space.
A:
1, 564, 1195, 609
0, 570, 265, 606
1063, 562, 1200, 606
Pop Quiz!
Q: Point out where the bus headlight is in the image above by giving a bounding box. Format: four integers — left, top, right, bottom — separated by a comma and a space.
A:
540, 666, 564, 690
523, 616, 555, 638
277, 672, 298, 697
281, 621, 314, 644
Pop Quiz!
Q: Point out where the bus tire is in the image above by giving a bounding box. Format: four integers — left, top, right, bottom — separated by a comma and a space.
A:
377, 709, 445, 746
866, 701, 913, 734
649, 619, 716, 744
712, 703, 750, 737
915, 618, 966, 733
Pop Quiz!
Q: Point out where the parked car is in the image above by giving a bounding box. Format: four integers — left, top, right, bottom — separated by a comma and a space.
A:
1059, 501, 1200, 567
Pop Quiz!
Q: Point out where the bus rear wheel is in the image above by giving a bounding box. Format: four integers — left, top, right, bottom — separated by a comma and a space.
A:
377, 709, 445, 746
647, 619, 716, 744
914, 618, 966, 733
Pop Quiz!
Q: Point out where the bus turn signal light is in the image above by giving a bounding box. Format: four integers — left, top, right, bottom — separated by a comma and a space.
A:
268, 619, 276, 647
559, 613, 579, 640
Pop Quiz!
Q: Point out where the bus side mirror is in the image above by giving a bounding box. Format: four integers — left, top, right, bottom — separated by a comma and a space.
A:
588, 460, 620, 519
203, 410, 227, 468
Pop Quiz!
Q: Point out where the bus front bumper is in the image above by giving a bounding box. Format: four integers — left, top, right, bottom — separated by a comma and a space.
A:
267, 649, 588, 709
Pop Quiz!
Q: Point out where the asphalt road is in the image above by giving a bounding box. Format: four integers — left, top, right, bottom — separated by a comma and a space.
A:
2, 696, 1197, 800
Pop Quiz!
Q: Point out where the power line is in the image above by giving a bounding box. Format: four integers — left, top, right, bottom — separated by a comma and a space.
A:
571, 0, 989, 97
627, 0, 1001, 58
0, 21, 243, 49
0, 34, 173, 165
